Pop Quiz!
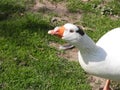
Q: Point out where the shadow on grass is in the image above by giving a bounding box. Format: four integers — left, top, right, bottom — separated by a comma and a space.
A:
0, 12, 54, 48
0, 0, 26, 21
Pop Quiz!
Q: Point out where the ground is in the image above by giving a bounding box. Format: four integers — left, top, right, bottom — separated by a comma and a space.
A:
0, 0, 120, 90
49, 41, 107, 90
33, 0, 120, 90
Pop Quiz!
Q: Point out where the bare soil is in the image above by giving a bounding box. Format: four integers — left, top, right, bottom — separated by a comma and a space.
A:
32, 0, 82, 24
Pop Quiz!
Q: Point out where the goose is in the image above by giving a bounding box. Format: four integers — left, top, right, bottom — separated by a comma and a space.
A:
48, 23, 120, 90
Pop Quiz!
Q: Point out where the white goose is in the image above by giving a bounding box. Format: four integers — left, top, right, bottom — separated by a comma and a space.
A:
48, 23, 120, 90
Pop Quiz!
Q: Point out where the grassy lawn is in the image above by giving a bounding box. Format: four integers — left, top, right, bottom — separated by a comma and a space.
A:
0, 0, 120, 90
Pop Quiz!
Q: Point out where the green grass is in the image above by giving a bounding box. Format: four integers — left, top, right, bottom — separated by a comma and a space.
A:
0, 12, 90, 90
66, 0, 120, 43
0, 0, 120, 90
82, 13, 120, 42
0, 1, 90, 89
67, 0, 120, 15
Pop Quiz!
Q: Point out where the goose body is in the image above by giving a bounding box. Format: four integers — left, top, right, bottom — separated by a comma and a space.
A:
48, 23, 120, 89
78, 28, 120, 81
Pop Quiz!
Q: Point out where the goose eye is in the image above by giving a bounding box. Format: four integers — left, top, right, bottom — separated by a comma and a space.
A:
70, 29, 74, 33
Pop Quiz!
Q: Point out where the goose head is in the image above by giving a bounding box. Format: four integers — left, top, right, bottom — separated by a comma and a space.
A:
48, 23, 85, 44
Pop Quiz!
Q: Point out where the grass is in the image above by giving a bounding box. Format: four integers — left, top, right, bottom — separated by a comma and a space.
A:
82, 14, 120, 42
67, 0, 120, 42
0, 0, 120, 90
0, 12, 91, 90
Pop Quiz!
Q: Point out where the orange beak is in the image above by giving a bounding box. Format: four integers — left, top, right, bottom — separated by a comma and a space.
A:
48, 26, 65, 38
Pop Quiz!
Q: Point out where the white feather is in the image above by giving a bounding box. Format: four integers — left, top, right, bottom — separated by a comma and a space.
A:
63, 23, 120, 81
